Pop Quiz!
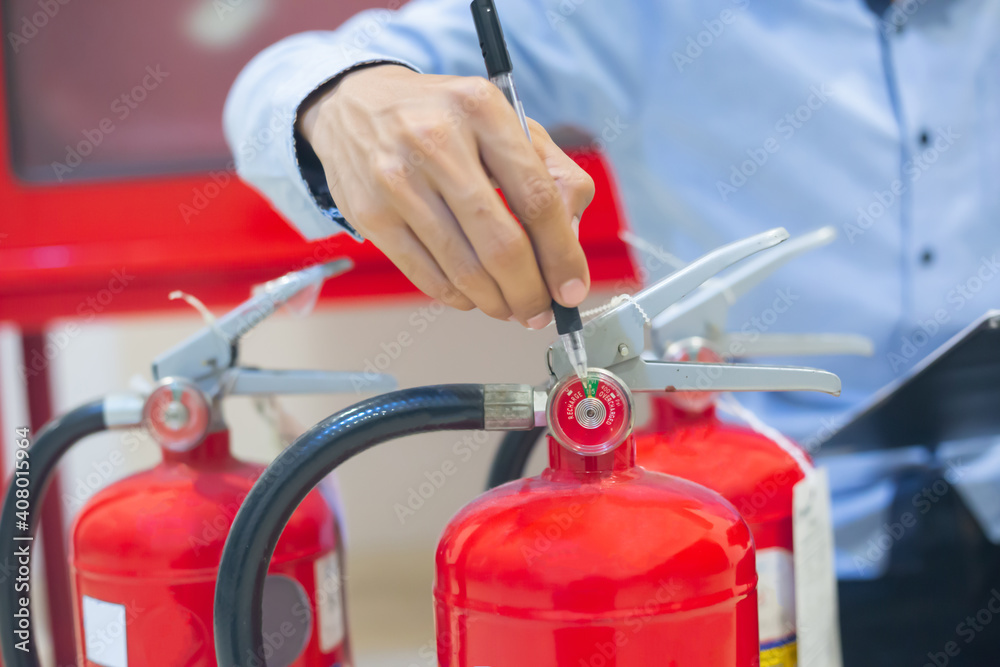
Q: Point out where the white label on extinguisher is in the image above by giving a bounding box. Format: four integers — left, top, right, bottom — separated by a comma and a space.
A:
81, 596, 128, 667
758, 548, 796, 644
792, 469, 843, 667
314, 551, 346, 652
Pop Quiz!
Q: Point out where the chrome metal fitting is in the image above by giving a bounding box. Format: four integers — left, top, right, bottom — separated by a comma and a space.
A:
483, 384, 537, 431
102, 393, 146, 429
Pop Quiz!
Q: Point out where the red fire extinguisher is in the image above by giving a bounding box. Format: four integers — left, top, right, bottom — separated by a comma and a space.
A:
433, 368, 761, 666
212, 229, 844, 666
641, 227, 869, 667
0, 259, 394, 667
636, 341, 856, 667
485, 227, 860, 666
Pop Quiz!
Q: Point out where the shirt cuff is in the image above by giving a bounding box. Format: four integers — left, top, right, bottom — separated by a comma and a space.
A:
292, 58, 421, 241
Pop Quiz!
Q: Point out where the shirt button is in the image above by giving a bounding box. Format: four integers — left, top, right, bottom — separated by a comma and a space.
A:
918, 130, 930, 147
920, 248, 934, 266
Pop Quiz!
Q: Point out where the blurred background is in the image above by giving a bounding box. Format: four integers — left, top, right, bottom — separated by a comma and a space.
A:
5, 1, 1000, 666
0, 303, 576, 666
0, 0, 638, 665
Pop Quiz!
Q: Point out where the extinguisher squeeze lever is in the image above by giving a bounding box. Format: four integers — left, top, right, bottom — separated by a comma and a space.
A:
151, 258, 395, 401
547, 227, 842, 396
154, 259, 361, 380
650, 226, 874, 360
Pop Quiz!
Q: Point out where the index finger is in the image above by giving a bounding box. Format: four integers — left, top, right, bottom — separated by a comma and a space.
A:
471, 96, 591, 307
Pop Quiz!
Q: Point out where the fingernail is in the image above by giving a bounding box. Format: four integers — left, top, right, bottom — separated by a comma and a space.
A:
559, 278, 587, 307
507, 316, 518, 322
571, 216, 581, 238
527, 311, 552, 330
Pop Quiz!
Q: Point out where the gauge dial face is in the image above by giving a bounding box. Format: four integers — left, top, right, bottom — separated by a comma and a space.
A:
143, 380, 211, 452
548, 369, 633, 455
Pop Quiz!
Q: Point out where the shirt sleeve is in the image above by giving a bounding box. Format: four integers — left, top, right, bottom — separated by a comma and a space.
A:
223, 0, 654, 241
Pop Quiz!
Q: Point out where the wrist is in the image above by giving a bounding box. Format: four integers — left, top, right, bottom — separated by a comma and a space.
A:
298, 63, 413, 145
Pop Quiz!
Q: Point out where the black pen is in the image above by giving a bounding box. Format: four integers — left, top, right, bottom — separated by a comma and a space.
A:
470, 0, 589, 380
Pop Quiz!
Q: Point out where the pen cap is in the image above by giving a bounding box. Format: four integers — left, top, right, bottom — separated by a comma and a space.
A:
553, 302, 583, 335
470, 0, 513, 77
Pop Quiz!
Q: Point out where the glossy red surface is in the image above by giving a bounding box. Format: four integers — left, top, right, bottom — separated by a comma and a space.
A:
636, 397, 809, 663
636, 398, 806, 551
434, 434, 759, 666
70, 430, 346, 666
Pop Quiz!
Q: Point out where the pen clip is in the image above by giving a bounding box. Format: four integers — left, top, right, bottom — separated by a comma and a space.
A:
470, 0, 513, 78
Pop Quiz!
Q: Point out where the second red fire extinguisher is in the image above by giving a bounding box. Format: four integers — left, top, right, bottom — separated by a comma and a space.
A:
642, 227, 868, 667
0, 259, 395, 667
488, 227, 860, 667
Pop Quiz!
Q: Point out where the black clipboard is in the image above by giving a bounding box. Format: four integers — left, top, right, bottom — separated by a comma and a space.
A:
823, 310, 1000, 453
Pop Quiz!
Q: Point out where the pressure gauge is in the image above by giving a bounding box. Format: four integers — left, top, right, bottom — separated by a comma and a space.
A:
143, 378, 211, 452
547, 368, 633, 456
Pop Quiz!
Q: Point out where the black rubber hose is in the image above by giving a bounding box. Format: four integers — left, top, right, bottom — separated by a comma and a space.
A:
486, 426, 546, 489
0, 399, 108, 667
214, 385, 486, 665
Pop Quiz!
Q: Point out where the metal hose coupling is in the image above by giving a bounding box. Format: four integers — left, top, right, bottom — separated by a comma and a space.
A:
483, 384, 547, 430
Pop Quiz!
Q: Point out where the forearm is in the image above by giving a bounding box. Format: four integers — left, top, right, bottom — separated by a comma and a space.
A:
223, 22, 425, 240
224, 0, 650, 240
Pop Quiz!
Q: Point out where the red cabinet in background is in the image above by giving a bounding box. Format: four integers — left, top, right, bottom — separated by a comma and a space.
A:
0, 3, 635, 663
0, 0, 635, 324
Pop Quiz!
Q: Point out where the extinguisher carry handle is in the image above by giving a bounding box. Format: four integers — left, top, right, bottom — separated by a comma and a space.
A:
549, 228, 791, 378
608, 357, 842, 396
0, 394, 143, 667
548, 227, 853, 396
650, 226, 838, 352
716, 332, 875, 359
648, 226, 875, 361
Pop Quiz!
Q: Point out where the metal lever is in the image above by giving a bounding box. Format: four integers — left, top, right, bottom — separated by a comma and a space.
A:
631, 227, 788, 328
718, 332, 874, 358
153, 259, 353, 381
652, 226, 836, 353
226, 369, 397, 396
550, 228, 789, 376
610, 357, 842, 396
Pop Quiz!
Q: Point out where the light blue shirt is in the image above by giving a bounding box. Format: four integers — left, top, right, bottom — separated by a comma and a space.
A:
224, 0, 1000, 578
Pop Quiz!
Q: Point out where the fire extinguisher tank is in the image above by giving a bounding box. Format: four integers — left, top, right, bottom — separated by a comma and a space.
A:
71, 430, 344, 667
434, 372, 760, 667
639, 399, 805, 550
